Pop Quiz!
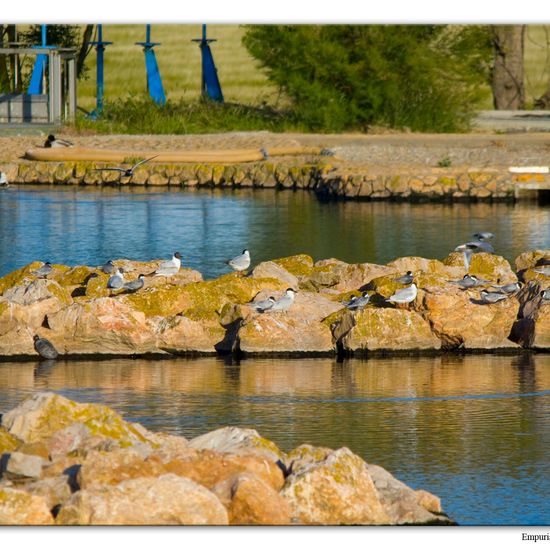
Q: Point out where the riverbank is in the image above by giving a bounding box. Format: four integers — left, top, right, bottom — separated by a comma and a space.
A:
0, 392, 453, 525
0, 250, 548, 359
2, 132, 550, 200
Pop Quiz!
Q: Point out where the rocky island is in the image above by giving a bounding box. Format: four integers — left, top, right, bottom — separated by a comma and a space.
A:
0, 249, 548, 358
0, 392, 452, 525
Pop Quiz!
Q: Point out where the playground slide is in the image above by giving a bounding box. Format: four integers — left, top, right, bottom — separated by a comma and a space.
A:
24, 146, 330, 163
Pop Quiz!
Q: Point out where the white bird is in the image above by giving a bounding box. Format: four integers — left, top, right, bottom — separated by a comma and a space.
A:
94, 155, 159, 178
44, 134, 73, 148
270, 288, 297, 312
479, 290, 508, 304
107, 268, 125, 289
226, 249, 251, 272
101, 260, 115, 274
154, 252, 182, 276
0, 172, 8, 187
343, 292, 370, 311
248, 296, 276, 313
387, 283, 417, 306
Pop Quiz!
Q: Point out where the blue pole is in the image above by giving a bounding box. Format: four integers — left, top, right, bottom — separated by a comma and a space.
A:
136, 24, 166, 105
28, 24, 49, 94
88, 24, 112, 119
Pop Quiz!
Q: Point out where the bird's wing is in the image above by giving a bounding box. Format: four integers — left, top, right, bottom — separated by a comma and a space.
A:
94, 167, 127, 173
132, 155, 159, 170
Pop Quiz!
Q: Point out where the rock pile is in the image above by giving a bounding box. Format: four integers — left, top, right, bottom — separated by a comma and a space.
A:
0, 250, 549, 358
0, 392, 453, 525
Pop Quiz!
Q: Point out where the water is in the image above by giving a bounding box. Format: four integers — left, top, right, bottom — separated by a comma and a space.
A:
0, 353, 549, 526
1, 185, 549, 278
1, 186, 550, 526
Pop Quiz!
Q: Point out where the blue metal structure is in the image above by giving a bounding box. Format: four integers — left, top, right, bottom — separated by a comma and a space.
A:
192, 24, 223, 103
136, 24, 166, 106
88, 24, 112, 119
28, 24, 53, 94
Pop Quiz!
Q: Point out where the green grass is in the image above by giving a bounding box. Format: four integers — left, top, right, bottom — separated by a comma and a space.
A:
74, 96, 303, 134
77, 24, 280, 111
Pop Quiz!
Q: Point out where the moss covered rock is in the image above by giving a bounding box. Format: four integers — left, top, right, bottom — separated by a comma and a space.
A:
1, 392, 155, 447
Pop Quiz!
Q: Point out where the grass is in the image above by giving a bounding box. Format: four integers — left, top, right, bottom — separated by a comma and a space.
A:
74, 96, 303, 134
76, 24, 280, 111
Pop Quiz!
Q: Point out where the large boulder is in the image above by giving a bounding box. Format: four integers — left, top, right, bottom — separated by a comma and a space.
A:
55, 474, 229, 525
511, 281, 550, 350
46, 298, 158, 355
0, 487, 54, 525
418, 285, 520, 349
252, 261, 299, 289
367, 464, 452, 525
332, 308, 441, 352
280, 446, 390, 525
1, 392, 155, 448
212, 473, 291, 525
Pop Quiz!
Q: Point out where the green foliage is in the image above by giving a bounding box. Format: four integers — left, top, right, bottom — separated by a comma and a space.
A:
242, 25, 492, 132
74, 95, 302, 134
437, 156, 452, 167
19, 24, 81, 49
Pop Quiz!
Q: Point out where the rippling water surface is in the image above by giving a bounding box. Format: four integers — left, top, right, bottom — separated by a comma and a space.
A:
1, 354, 549, 526
1, 185, 549, 278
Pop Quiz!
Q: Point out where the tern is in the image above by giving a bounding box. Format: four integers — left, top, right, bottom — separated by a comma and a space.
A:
455, 240, 495, 254
387, 283, 417, 306
449, 275, 489, 289
153, 252, 182, 276
107, 267, 125, 289
33, 334, 59, 360
101, 260, 116, 274
31, 262, 53, 278
44, 134, 73, 148
270, 288, 297, 312
94, 155, 158, 178
394, 271, 414, 285
491, 282, 521, 294
343, 292, 370, 311
248, 296, 276, 313
226, 249, 251, 272
479, 289, 508, 304
122, 274, 145, 292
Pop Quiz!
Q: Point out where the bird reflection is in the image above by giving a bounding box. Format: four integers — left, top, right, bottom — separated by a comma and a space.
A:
33, 359, 57, 386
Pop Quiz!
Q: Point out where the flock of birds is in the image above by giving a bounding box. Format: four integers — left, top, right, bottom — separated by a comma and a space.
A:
26, 232, 550, 360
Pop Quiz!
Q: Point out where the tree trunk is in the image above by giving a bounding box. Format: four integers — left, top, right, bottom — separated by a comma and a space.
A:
76, 24, 94, 79
491, 25, 525, 110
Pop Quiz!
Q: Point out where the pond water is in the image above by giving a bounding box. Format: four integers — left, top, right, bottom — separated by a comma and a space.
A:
0, 185, 549, 278
0, 354, 549, 526
1, 186, 550, 526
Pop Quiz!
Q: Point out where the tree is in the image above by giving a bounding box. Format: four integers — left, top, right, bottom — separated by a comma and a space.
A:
242, 25, 492, 132
490, 25, 526, 110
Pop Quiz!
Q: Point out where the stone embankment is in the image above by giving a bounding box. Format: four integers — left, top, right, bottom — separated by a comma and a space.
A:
0, 392, 453, 525
2, 159, 546, 201
0, 250, 549, 358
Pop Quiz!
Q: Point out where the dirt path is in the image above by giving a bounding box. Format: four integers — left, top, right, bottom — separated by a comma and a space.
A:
2, 130, 550, 169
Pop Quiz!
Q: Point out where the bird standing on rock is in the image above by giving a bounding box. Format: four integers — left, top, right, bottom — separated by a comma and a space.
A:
479, 289, 508, 304
387, 283, 417, 308
107, 267, 125, 289
226, 249, 251, 273
248, 296, 276, 313
101, 260, 116, 274
153, 252, 182, 276
33, 334, 59, 360
31, 262, 53, 278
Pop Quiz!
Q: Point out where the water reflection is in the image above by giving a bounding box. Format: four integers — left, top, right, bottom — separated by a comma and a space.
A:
0, 353, 549, 525
1, 186, 549, 279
